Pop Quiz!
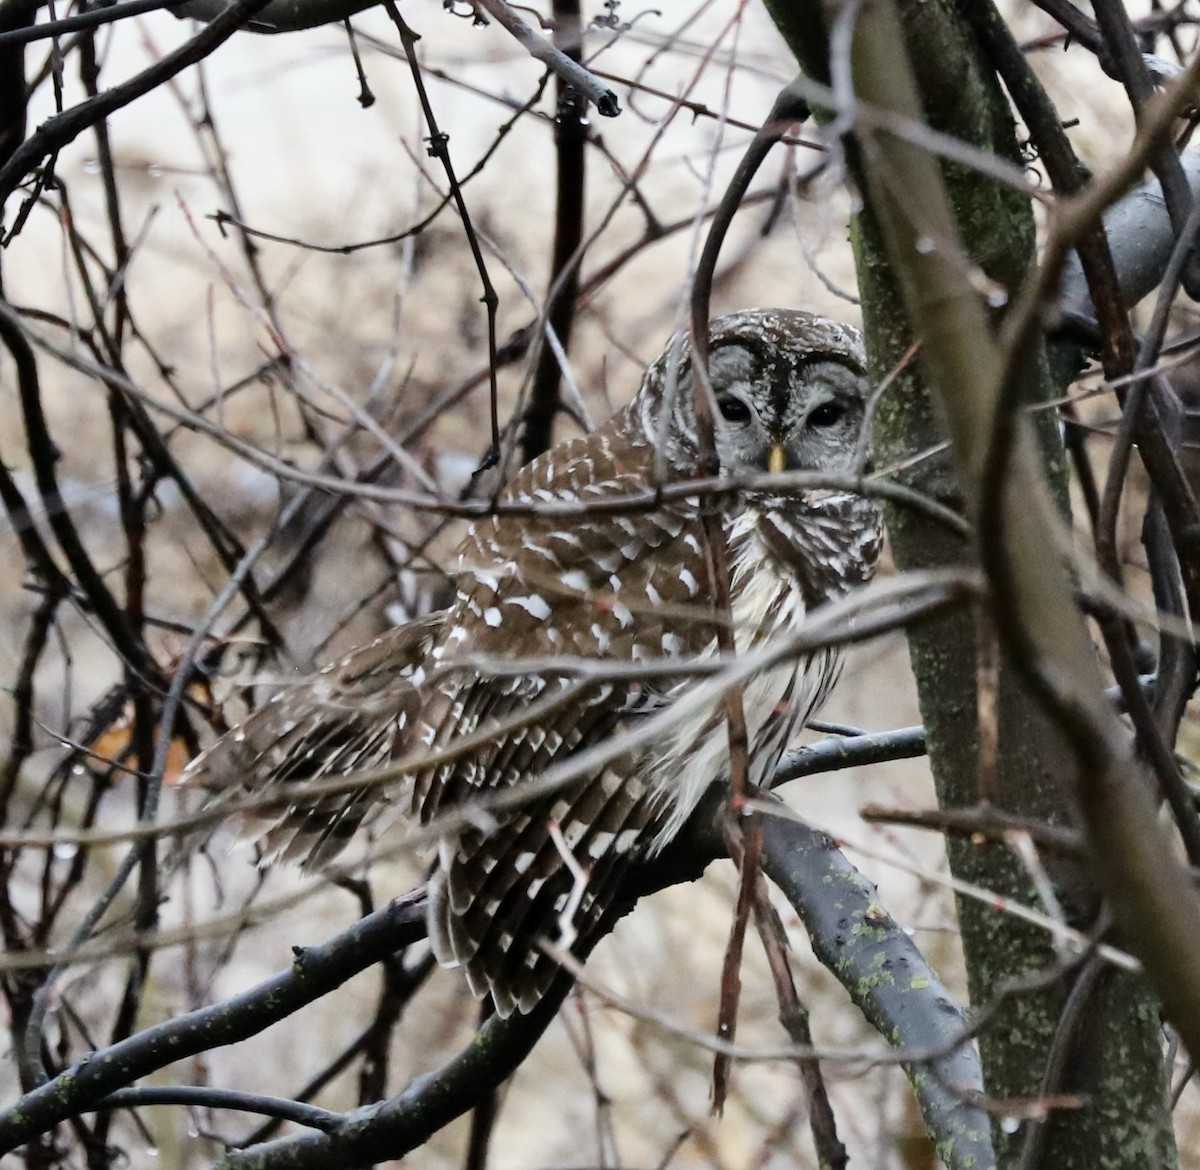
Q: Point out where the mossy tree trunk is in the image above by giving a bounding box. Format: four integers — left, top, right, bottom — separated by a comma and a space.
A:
761, 2, 1176, 1165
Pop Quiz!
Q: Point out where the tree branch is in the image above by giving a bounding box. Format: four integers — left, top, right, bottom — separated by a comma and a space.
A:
759, 808, 993, 1170
0, 892, 427, 1153
0, 0, 275, 209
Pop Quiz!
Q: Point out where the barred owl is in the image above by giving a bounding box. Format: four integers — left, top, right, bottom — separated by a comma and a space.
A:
185, 308, 883, 1016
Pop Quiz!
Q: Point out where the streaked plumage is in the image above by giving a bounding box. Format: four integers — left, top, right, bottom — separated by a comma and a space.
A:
185, 308, 883, 1016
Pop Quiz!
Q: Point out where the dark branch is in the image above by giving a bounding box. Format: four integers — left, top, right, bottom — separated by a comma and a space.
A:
0, 892, 427, 1153
0, 0, 182, 49
0, 0, 275, 208
97, 1087, 343, 1133
220, 975, 574, 1169
520, 0, 587, 463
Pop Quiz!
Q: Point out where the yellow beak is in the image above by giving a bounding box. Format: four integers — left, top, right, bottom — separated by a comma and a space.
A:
767, 443, 787, 474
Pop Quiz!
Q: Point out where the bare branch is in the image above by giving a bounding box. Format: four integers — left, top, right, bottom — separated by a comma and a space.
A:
758, 807, 993, 1170
0, 0, 274, 209
471, 0, 619, 118
0, 892, 427, 1152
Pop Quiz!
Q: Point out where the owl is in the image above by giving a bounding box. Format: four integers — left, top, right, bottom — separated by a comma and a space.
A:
185, 308, 883, 1017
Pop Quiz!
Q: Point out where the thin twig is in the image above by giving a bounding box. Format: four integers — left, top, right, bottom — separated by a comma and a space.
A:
0, 0, 274, 208
472, 0, 618, 117
688, 73, 810, 1111
385, 2, 502, 465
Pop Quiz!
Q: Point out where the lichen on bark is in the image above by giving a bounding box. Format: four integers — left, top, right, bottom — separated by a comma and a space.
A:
761, 1, 1176, 1165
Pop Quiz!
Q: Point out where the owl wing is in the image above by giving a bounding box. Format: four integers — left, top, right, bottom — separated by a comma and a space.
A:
183, 614, 442, 868
415, 424, 722, 1014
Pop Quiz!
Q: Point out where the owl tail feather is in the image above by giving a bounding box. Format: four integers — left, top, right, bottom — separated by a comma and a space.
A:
425, 771, 662, 1017
427, 852, 627, 1018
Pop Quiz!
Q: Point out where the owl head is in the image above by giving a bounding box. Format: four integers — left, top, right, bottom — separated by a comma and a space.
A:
631, 308, 870, 478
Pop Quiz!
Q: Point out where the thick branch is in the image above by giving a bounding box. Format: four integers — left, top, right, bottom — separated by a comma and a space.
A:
851, 0, 1200, 1067
1057, 149, 1200, 327
172, 0, 371, 31
520, 0, 587, 462
219, 975, 574, 1170
0, 893, 427, 1153
759, 811, 992, 1170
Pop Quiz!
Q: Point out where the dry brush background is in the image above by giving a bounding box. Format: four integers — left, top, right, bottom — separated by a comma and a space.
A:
0, 1, 1197, 1167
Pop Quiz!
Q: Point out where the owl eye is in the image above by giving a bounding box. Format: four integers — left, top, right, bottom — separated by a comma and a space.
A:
717, 395, 752, 423
808, 401, 846, 428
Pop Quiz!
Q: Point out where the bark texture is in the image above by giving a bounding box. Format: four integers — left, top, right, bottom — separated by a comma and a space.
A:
762, 1, 1176, 1165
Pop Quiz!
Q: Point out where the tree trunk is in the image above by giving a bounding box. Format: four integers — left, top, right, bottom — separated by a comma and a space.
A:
762, 1, 1176, 1165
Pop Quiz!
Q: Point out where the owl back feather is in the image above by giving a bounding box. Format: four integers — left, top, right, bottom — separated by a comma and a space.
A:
185, 309, 882, 1019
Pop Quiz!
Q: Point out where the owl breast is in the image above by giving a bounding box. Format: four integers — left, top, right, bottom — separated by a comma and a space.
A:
643, 508, 837, 851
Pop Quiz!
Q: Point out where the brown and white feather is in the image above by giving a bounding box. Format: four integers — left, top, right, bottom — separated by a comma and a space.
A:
184, 309, 883, 1018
